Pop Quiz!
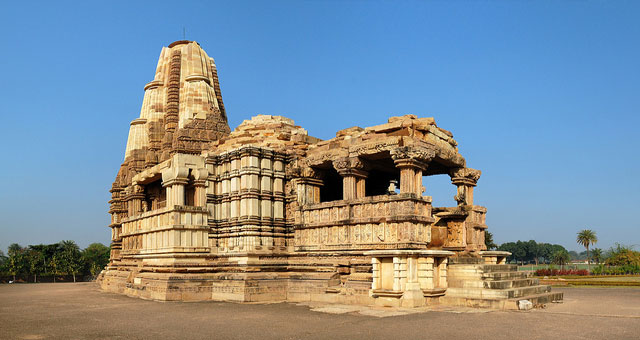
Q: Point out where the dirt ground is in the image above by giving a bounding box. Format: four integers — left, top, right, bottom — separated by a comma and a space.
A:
0, 283, 639, 340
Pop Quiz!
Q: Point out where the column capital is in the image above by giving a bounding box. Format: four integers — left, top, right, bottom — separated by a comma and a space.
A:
286, 161, 323, 180
332, 157, 368, 178
161, 167, 190, 187
449, 167, 481, 186
122, 184, 145, 201
391, 146, 434, 169
192, 168, 209, 187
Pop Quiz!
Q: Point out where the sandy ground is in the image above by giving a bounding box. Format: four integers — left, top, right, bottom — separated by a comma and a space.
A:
0, 283, 639, 340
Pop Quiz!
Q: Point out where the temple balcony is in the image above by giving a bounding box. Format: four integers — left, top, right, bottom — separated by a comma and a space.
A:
293, 194, 434, 251
119, 205, 209, 256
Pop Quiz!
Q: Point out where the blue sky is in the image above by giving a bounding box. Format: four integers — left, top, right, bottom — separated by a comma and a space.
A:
0, 1, 638, 252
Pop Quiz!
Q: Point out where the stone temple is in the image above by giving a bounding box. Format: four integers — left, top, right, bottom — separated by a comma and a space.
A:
98, 40, 562, 309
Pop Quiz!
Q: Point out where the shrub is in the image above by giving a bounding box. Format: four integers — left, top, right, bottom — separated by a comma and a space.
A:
605, 244, 640, 267
585, 264, 639, 275
591, 264, 604, 275
535, 268, 590, 276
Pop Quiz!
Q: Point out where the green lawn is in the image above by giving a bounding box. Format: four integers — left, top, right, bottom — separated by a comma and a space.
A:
575, 276, 640, 282
518, 264, 592, 271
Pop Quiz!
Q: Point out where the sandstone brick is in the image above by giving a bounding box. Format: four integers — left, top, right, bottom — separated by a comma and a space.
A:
100, 40, 561, 310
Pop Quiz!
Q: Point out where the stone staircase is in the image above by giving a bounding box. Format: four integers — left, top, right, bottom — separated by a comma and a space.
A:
443, 261, 563, 310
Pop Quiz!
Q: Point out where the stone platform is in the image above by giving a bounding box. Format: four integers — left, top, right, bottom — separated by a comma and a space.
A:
445, 260, 563, 309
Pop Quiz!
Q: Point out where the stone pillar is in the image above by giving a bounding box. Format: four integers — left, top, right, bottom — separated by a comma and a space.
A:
162, 167, 190, 207
193, 168, 208, 207
126, 184, 145, 216
366, 250, 454, 307
391, 147, 434, 195
371, 257, 381, 290
401, 256, 425, 307
286, 161, 324, 206
296, 167, 323, 205
333, 157, 367, 200
449, 168, 481, 206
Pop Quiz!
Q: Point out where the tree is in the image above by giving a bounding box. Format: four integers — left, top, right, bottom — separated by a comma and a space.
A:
577, 229, 598, 268
551, 250, 570, 269
605, 244, 640, 267
49, 254, 63, 283
537, 243, 554, 264
514, 241, 528, 265
497, 242, 519, 263
82, 243, 111, 276
8, 243, 23, 256
568, 250, 579, 261
61, 240, 84, 282
484, 231, 497, 250
27, 246, 46, 283
42, 242, 62, 277
526, 240, 541, 265
7, 244, 27, 282
591, 248, 603, 264
0, 249, 7, 270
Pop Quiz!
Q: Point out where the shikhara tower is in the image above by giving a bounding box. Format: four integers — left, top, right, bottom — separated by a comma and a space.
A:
99, 41, 562, 309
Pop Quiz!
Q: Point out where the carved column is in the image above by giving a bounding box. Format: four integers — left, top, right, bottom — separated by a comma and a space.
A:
298, 167, 323, 204
162, 167, 190, 207
449, 168, 481, 206
286, 160, 324, 205
333, 157, 367, 200
391, 147, 434, 195
193, 168, 209, 207
125, 184, 145, 216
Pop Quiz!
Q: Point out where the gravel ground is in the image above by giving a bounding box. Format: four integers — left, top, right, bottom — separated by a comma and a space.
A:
0, 283, 638, 340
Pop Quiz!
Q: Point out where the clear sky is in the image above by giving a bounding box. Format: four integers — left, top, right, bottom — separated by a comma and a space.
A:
0, 1, 638, 253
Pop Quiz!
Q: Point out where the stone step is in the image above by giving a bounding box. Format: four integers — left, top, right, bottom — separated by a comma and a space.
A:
506, 291, 564, 310
450, 277, 539, 289
484, 278, 539, 289
479, 264, 518, 273
448, 257, 485, 265
482, 271, 532, 281
483, 285, 551, 299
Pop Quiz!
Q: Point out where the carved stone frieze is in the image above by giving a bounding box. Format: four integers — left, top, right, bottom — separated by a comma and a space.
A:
390, 146, 435, 165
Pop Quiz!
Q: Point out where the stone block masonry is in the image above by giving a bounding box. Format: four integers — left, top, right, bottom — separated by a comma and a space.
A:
98, 41, 562, 309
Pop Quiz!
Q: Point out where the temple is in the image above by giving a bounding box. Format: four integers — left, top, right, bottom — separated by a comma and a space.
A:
98, 41, 562, 309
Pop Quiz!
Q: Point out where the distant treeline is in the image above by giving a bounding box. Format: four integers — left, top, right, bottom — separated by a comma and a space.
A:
0, 241, 110, 283
496, 240, 640, 270
497, 240, 570, 265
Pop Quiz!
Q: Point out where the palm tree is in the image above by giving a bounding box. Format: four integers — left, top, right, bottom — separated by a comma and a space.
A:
551, 250, 570, 270
591, 248, 603, 264
577, 229, 598, 268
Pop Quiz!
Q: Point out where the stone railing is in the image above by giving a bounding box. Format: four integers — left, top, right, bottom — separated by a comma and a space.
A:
294, 194, 434, 251
120, 205, 209, 255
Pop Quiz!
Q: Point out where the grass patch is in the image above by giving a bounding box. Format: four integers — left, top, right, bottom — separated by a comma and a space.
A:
539, 275, 640, 287
567, 281, 640, 287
